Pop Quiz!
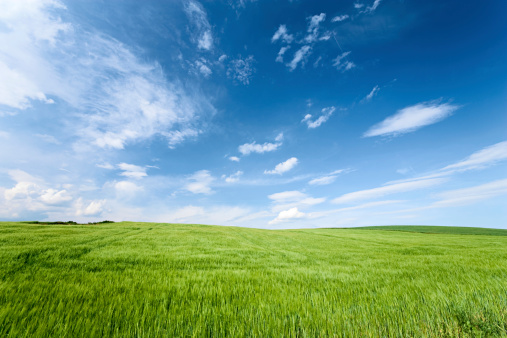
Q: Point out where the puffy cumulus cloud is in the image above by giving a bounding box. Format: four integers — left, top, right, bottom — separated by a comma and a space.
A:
193, 59, 212, 77
39, 188, 72, 205
364, 101, 459, 137
75, 198, 105, 216
239, 141, 280, 155
269, 207, 305, 224
184, 0, 213, 51
302, 106, 335, 129
222, 171, 243, 183
185, 170, 215, 194
0, 170, 79, 219
227, 55, 255, 85
305, 13, 326, 43
264, 157, 298, 175
117, 163, 147, 179
271, 25, 294, 44
238, 133, 283, 155
333, 51, 355, 72
228, 156, 240, 162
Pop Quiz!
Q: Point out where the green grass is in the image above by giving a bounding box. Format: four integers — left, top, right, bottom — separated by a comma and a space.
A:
0, 222, 506, 337
355, 225, 507, 236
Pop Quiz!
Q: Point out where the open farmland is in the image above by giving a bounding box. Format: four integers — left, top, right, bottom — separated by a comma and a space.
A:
1, 222, 506, 337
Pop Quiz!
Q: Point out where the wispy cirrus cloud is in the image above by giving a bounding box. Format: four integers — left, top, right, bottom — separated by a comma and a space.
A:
332, 177, 445, 204
117, 163, 148, 179
432, 179, 507, 208
364, 101, 460, 137
288, 45, 312, 71
184, 0, 213, 50
333, 51, 355, 72
0, 0, 215, 151
361, 85, 380, 103
441, 141, 507, 172
302, 106, 336, 129
309, 169, 346, 185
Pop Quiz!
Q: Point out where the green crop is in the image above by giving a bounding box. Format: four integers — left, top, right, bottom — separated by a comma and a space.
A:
0, 222, 506, 337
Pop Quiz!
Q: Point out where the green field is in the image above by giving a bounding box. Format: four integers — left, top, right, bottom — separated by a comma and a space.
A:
1, 222, 506, 337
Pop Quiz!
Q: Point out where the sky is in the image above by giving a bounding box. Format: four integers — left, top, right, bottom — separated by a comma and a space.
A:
0, 0, 506, 229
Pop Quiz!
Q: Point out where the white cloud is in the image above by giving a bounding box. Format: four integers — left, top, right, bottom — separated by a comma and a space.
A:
268, 190, 307, 202
364, 101, 460, 137
288, 45, 312, 71
163, 129, 200, 149
96, 163, 115, 170
0, 0, 214, 151
302, 106, 335, 129
354, 3, 365, 9
239, 142, 280, 155
227, 55, 255, 85
117, 163, 147, 179
362, 85, 380, 103
265, 157, 299, 175
39, 188, 72, 205
309, 175, 337, 185
184, 0, 213, 51
223, 171, 243, 183
35, 134, 60, 144
332, 177, 445, 204
441, 141, 507, 172
305, 13, 326, 43
276, 46, 291, 63
194, 59, 212, 77
332, 15, 349, 22
75, 198, 105, 216
239, 134, 283, 155
115, 181, 143, 197
269, 207, 305, 224
271, 25, 294, 44
268, 190, 325, 213
363, 0, 382, 13
0, 0, 69, 110
229, 156, 240, 162
333, 51, 355, 72
433, 179, 507, 208
185, 170, 215, 194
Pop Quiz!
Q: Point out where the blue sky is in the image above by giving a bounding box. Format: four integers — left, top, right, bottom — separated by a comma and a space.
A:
0, 0, 506, 228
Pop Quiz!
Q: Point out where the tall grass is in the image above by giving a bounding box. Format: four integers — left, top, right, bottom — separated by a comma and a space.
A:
0, 222, 506, 336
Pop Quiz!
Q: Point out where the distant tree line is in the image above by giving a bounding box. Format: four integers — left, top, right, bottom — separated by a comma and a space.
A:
22, 220, 115, 225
